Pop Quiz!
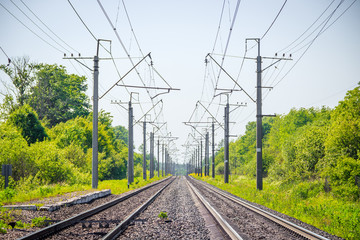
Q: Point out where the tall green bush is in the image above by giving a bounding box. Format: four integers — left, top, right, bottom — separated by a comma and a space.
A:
7, 104, 48, 145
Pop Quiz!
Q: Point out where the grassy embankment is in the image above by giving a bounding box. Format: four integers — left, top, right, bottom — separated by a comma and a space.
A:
0, 173, 167, 233
192, 174, 360, 240
0, 173, 166, 206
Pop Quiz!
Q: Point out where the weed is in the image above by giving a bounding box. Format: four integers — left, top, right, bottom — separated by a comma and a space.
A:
31, 216, 51, 228
158, 211, 168, 219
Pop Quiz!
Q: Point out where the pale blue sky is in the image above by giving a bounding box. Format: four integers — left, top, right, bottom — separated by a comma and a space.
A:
1, 0, 359, 163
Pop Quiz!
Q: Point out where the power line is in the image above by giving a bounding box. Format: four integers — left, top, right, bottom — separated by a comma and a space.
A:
290, 0, 357, 54
20, 0, 78, 54
211, 0, 226, 54
261, 0, 288, 40
10, 0, 69, 53
97, 0, 177, 122
214, 0, 242, 91
277, 0, 336, 54
67, 0, 133, 104
0, 2, 63, 53
67, 0, 97, 43
273, 0, 346, 88
0, 47, 11, 66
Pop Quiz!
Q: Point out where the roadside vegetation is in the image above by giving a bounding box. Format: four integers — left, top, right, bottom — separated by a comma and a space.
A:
0, 57, 359, 239
193, 174, 359, 240
0, 58, 160, 205
193, 82, 360, 240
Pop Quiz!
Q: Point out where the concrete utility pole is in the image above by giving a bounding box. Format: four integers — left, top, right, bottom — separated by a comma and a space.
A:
128, 101, 134, 184
246, 38, 291, 190
92, 55, 99, 189
212, 122, 215, 178
256, 39, 263, 190
157, 139, 160, 177
143, 121, 147, 180
165, 148, 168, 175
191, 153, 194, 174
205, 132, 209, 176
200, 140, 203, 177
224, 98, 230, 184
162, 144, 164, 176
150, 132, 154, 178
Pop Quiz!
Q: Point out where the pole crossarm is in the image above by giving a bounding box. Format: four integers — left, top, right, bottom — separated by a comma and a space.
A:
196, 101, 224, 130
206, 53, 255, 103
99, 53, 152, 100
183, 122, 206, 138
229, 103, 247, 114
115, 84, 180, 91
259, 114, 277, 117
110, 100, 128, 111
134, 99, 162, 125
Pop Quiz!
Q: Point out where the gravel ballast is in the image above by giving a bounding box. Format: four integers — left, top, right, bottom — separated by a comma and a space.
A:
118, 176, 210, 239
2, 179, 169, 240
189, 177, 344, 240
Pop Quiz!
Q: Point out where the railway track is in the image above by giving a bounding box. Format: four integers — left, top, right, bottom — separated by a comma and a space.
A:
18, 177, 174, 240
187, 176, 330, 240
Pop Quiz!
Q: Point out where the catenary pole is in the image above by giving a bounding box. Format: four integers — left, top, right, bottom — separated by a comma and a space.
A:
143, 121, 147, 180
256, 39, 263, 190
162, 144, 164, 176
212, 122, 215, 178
128, 101, 134, 184
205, 132, 209, 176
200, 140, 203, 177
150, 132, 154, 178
92, 55, 99, 189
157, 138, 160, 177
224, 97, 230, 183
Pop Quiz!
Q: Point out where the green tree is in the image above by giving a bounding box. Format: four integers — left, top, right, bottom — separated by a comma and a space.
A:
28, 64, 90, 127
325, 83, 360, 160
113, 125, 128, 145
7, 104, 48, 145
0, 123, 35, 180
29, 141, 73, 184
0, 56, 39, 106
320, 83, 360, 199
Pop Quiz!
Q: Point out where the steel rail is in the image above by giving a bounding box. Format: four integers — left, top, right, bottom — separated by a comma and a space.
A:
190, 177, 329, 240
18, 177, 172, 240
186, 178, 243, 240
102, 177, 175, 240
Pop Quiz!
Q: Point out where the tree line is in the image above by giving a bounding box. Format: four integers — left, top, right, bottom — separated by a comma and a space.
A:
0, 57, 142, 187
213, 82, 360, 200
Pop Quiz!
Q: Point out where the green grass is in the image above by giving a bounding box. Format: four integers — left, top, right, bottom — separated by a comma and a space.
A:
0, 184, 92, 206
192, 174, 360, 240
98, 175, 167, 195
0, 174, 167, 206
0, 174, 167, 235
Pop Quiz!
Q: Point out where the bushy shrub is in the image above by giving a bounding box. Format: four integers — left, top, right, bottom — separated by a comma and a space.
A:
29, 141, 73, 184
0, 124, 35, 180
134, 164, 143, 178
215, 162, 224, 175
7, 104, 48, 145
291, 181, 323, 200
